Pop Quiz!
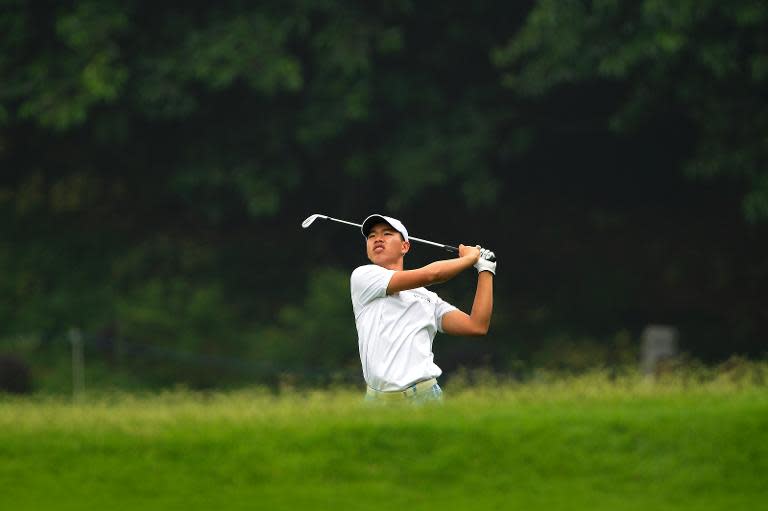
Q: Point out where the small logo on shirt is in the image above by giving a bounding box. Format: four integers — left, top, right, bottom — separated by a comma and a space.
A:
407, 290, 434, 304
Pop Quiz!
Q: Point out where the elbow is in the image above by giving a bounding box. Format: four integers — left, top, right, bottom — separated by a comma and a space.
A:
469, 323, 489, 336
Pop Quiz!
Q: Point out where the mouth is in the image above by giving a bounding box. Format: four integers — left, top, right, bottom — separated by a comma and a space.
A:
373, 245, 384, 253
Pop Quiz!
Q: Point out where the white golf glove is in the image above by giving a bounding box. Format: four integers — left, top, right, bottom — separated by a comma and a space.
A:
474, 246, 496, 275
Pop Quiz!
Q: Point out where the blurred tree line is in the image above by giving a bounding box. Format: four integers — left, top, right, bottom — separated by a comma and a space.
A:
1, 0, 766, 390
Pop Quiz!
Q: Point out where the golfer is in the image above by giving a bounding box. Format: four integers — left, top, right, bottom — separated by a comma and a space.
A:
351, 214, 495, 403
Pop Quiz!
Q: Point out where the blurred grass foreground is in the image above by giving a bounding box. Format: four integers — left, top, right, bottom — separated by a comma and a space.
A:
1, 366, 767, 511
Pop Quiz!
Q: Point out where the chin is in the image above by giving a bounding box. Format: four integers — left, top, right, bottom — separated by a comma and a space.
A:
370, 254, 389, 265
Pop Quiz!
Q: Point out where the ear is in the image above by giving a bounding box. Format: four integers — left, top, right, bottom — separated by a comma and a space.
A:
401, 240, 411, 255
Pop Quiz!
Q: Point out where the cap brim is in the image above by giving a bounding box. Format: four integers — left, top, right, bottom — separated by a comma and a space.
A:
362, 215, 392, 235
361, 215, 389, 237
361, 214, 409, 242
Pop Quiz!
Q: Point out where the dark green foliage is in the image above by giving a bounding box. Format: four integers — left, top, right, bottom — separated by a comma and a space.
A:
494, 0, 768, 221
0, 355, 32, 393
0, 1, 766, 390
252, 268, 358, 374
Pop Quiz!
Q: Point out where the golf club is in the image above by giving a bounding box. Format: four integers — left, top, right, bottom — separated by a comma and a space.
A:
302, 214, 495, 261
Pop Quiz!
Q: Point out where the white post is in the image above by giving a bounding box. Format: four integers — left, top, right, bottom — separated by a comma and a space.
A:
640, 324, 678, 376
69, 328, 85, 400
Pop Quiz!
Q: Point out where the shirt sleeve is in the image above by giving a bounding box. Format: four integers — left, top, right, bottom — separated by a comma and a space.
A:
435, 295, 459, 333
350, 264, 396, 311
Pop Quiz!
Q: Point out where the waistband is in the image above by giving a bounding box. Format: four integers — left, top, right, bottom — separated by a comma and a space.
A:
366, 378, 438, 400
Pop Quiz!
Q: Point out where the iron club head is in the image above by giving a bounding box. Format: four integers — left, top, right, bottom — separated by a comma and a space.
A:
301, 214, 328, 228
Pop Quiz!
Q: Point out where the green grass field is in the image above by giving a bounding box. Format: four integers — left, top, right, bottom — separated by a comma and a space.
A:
1, 371, 767, 511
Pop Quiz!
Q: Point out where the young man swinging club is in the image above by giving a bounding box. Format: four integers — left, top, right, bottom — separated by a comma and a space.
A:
350, 214, 496, 402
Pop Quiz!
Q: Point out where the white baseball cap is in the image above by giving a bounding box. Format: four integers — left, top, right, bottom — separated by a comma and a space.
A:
361, 214, 409, 242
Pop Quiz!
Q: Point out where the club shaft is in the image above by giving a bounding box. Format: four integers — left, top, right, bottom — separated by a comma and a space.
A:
325, 216, 362, 229
409, 236, 458, 253
323, 216, 458, 253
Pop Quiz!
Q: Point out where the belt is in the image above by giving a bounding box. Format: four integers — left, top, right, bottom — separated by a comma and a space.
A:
366, 378, 438, 400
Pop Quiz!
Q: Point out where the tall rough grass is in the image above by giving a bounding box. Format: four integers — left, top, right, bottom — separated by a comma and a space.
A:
2, 361, 765, 429
1, 363, 766, 511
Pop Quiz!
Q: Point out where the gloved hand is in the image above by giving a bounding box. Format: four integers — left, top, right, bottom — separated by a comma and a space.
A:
474, 246, 496, 275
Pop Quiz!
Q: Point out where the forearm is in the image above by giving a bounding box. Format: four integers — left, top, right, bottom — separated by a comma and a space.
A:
469, 271, 493, 333
425, 255, 477, 283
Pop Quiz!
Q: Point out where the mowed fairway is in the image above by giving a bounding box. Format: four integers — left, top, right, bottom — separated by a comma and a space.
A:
1, 374, 767, 511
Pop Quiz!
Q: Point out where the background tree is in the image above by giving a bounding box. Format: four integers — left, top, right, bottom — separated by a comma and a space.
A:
493, 0, 768, 221
1, 0, 765, 390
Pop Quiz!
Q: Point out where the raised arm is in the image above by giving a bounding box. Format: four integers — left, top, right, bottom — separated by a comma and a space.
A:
386, 244, 480, 295
440, 272, 493, 336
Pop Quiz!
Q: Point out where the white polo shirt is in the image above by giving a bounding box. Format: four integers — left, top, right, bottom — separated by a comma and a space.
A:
350, 264, 458, 391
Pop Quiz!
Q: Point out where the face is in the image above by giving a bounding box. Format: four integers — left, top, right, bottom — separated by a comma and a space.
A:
366, 222, 410, 267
